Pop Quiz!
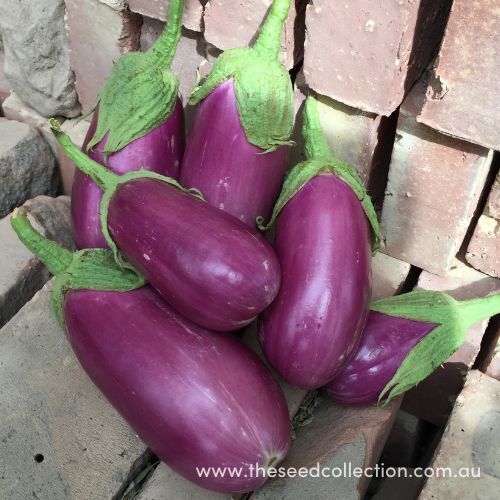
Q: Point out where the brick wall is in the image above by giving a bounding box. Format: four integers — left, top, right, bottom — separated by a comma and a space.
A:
0, 1, 499, 498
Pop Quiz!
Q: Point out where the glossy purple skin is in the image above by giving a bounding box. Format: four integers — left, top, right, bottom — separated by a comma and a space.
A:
72, 98, 185, 249
180, 80, 288, 228
326, 312, 437, 405
259, 174, 372, 389
107, 177, 281, 331
64, 286, 290, 493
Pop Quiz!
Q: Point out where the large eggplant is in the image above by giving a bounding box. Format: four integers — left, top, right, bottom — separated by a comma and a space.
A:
52, 122, 281, 332
11, 211, 291, 494
327, 291, 500, 405
180, 0, 294, 228
72, 0, 185, 249
258, 97, 381, 389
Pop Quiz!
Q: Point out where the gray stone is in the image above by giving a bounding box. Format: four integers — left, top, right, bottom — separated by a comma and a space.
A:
0, 118, 58, 218
0, 50, 11, 106
0, 282, 147, 499
0, 0, 80, 118
0, 195, 73, 328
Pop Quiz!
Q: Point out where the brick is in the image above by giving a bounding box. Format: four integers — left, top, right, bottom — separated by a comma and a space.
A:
2, 91, 61, 156
485, 341, 500, 381
420, 371, 500, 499
57, 117, 91, 195
0, 118, 58, 218
372, 253, 411, 302
0, 196, 73, 328
0, 282, 147, 499
0, 0, 80, 118
251, 395, 400, 498
129, 0, 205, 32
203, 0, 307, 69
380, 78, 493, 276
137, 462, 230, 500
0, 50, 11, 108
487, 174, 500, 220
292, 76, 397, 199
99, 0, 128, 10
416, 0, 500, 150
402, 260, 500, 426
303, 0, 451, 116
64, 0, 142, 118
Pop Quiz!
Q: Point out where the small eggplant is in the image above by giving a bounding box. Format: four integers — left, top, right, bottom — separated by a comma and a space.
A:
327, 290, 500, 405
52, 122, 281, 332
180, 0, 294, 228
11, 211, 290, 494
72, 0, 185, 249
258, 97, 381, 389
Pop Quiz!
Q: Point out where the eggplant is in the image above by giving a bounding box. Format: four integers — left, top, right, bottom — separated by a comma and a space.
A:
11, 211, 291, 494
52, 122, 281, 332
327, 290, 500, 405
72, 0, 186, 249
180, 0, 294, 228
258, 97, 381, 389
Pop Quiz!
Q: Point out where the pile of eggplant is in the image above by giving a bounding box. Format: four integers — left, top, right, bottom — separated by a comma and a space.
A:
11, 0, 500, 494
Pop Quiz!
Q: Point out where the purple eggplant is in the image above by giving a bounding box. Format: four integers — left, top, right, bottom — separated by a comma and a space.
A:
180, 0, 294, 228
11, 211, 291, 494
258, 97, 382, 389
327, 290, 500, 405
72, 0, 186, 249
52, 122, 281, 332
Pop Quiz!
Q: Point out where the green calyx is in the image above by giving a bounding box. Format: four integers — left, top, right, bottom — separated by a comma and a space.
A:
10, 209, 145, 328
86, 0, 184, 156
51, 120, 204, 270
258, 97, 381, 254
372, 290, 500, 403
189, 0, 294, 152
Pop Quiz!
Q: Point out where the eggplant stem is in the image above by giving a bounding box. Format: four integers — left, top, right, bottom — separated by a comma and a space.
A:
147, 0, 184, 68
253, 0, 291, 60
11, 209, 73, 276
458, 294, 500, 328
302, 97, 333, 163
50, 119, 117, 191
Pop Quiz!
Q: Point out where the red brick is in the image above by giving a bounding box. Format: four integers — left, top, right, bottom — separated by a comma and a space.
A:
420, 371, 500, 499
380, 79, 493, 276
64, 0, 141, 118
417, 0, 500, 150
129, 0, 205, 32
203, 0, 307, 70
251, 395, 400, 499
372, 253, 411, 302
57, 117, 91, 195
303, 0, 451, 116
466, 174, 500, 278
402, 260, 500, 426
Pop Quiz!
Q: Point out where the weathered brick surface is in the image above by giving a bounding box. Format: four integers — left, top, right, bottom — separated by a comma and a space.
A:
137, 462, 230, 500
251, 395, 400, 499
0, 51, 11, 108
64, 0, 142, 118
372, 252, 411, 302
203, 0, 307, 69
466, 174, 500, 278
380, 79, 493, 276
99, 0, 128, 10
420, 371, 500, 499
0, 196, 73, 328
402, 260, 500, 426
417, 0, 500, 150
0, 118, 58, 218
292, 77, 397, 197
0, 0, 80, 118
57, 117, 91, 194
129, 0, 205, 32
2, 91, 61, 156
303, 0, 451, 116
0, 282, 147, 499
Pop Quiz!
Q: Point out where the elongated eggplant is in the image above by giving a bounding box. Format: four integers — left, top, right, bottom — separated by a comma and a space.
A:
327, 290, 500, 405
52, 122, 280, 332
180, 0, 294, 228
11, 211, 291, 494
72, 0, 185, 249
258, 97, 381, 389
